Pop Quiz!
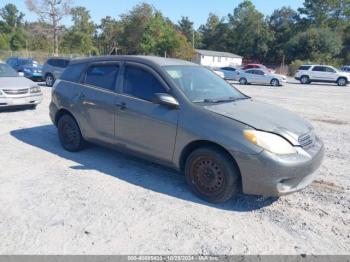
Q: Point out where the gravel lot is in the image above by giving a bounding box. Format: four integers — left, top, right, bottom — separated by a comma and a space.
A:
0, 79, 349, 255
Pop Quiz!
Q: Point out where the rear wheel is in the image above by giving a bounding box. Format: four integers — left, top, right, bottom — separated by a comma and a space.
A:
57, 114, 85, 152
239, 78, 247, 85
45, 74, 55, 87
185, 147, 241, 204
270, 78, 280, 86
337, 77, 347, 86
300, 76, 310, 84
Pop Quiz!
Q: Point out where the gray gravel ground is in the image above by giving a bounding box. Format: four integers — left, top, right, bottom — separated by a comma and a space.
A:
0, 79, 349, 255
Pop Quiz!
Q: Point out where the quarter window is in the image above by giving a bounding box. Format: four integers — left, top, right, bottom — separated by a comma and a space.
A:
123, 66, 166, 101
85, 64, 119, 91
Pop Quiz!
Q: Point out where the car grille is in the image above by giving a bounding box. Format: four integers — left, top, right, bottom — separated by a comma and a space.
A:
3, 89, 29, 95
298, 131, 315, 148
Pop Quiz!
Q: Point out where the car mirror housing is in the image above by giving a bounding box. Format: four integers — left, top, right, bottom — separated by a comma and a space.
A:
18, 72, 24, 77
153, 93, 179, 109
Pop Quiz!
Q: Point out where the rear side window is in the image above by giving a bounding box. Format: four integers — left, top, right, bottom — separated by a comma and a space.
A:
60, 63, 85, 82
47, 59, 57, 66
298, 66, 311, 71
85, 64, 119, 91
123, 66, 165, 101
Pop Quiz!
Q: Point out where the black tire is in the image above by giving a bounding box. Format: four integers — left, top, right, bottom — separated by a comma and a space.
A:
185, 147, 241, 204
57, 114, 85, 152
239, 78, 247, 85
300, 75, 310, 84
45, 74, 55, 87
337, 77, 347, 86
270, 78, 280, 86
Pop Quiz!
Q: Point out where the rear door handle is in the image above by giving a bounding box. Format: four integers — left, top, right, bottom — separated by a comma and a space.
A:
115, 102, 126, 110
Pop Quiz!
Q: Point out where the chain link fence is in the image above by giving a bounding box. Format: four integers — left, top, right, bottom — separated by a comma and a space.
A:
0, 50, 86, 64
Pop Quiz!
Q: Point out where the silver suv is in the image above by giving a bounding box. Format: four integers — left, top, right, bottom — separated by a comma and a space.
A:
295, 65, 349, 86
42, 57, 70, 87
50, 56, 324, 203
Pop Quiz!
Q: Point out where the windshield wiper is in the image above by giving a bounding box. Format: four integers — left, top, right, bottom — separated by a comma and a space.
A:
194, 96, 248, 103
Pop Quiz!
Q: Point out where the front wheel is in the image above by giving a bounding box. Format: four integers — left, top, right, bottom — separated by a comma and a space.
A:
270, 78, 280, 86
337, 77, 347, 86
45, 74, 55, 87
57, 114, 85, 152
239, 78, 248, 85
300, 76, 310, 84
185, 147, 241, 204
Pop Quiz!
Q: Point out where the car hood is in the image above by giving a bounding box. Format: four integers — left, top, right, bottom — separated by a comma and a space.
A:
0, 77, 35, 90
203, 99, 313, 144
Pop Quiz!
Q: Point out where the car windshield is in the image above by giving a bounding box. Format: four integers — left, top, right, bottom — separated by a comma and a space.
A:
0, 64, 18, 77
164, 66, 247, 103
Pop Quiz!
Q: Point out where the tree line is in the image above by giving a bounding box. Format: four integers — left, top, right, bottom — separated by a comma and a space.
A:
0, 0, 349, 66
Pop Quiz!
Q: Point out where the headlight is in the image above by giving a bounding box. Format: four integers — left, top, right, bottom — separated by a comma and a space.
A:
244, 130, 297, 155
30, 86, 41, 93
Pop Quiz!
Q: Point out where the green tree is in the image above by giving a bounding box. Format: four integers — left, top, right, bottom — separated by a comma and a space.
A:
268, 7, 299, 63
177, 16, 202, 48
287, 27, 342, 63
199, 13, 229, 51
227, 0, 273, 61
119, 3, 154, 54
0, 3, 26, 50
298, 0, 350, 29
97, 16, 123, 55
140, 12, 194, 59
61, 7, 97, 55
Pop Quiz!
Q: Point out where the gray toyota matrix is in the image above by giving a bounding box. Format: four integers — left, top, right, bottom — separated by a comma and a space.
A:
49, 56, 324, 203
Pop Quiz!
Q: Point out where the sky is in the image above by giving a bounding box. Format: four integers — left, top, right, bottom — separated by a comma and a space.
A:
7, 0, 305, 29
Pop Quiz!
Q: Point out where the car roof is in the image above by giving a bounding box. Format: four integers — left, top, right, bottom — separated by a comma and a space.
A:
47, 57, 71, 60
69, 55, 198, 67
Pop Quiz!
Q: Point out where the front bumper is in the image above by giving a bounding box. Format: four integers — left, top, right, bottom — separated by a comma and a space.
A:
0, 93, 43, 108
233, 136, 324, 196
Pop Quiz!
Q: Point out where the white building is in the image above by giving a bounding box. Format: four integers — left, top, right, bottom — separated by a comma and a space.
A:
193, 49, 243, 68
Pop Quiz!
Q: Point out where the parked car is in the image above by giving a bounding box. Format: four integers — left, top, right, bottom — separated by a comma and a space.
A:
295, 65, 349, 86
340, 65, 350, 72
213, 69, 225, 79
217, 66, 239, 80
238, 69, 287, 86
50, 56, 324, 204
6, 57, 44, 82
42, 57, 70, 87
241, 63, 275, 73
0, 62, 43, 109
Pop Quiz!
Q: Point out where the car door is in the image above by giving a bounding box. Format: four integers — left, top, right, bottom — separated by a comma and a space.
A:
311, 66, 327, 81
115, 62, 179, 162
77, 62, 121, 145
324, 66, 338, 81
254, 69, 268, 84
245, 69, 256, 83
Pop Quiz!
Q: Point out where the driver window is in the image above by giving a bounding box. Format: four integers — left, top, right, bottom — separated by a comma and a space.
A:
123, 66, 166, 101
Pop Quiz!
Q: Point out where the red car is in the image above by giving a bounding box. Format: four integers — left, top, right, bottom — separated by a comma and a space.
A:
241, 64, 275, 73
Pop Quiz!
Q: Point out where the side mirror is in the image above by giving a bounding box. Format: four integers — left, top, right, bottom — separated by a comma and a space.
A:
153, 93, 179, 109
18, 72, 24, 77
